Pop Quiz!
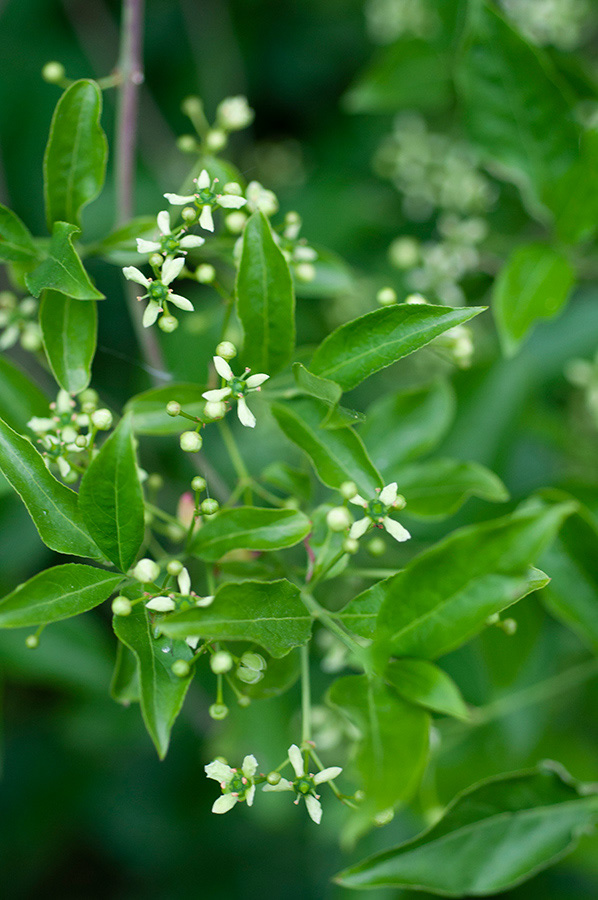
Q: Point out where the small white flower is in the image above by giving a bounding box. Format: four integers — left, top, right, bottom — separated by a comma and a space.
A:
349, 482, 411, 543
262, 744, 342, 824
164, 169, 247, 232
145, 596, 176, 612
245, 181, 279, 217
195, 594, 214, 608
205, 754, 259, 814
177, 567, 191, 596
136, 210, 205, 257
202, 356, 269, 428
216, 95, 254, 131
122, 258, 193, 327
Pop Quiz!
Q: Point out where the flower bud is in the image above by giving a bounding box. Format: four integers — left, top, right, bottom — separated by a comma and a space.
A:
25, 634, 39, 649
225, 211, 247, 233
295, 262, 316, 283
376, 287, 397, 306
42, 61, 65, 83
158, 314, 179, 333
181, 206, 196, 223
149, 252, 164, 268
205, 129, 227, 152
147, 473, 163, 491
216, 96, 254, 131
236, 666, 263, 684
62, 469, 78, 484
204, 400, 226, 420
21, 327, 42, 352
389, 236, 419, 269
61, 425, 78, 444
215, 341, 236, 360
240, 651, 266, 671
367, 536, 386, 557
181, 96, 203, 117
196, 263, 216, 283
266, 771, 281, 785
180, 430, 203, 452
326, 506, 352, 532
172, 659, 191, 678
132, 558, 160, 584
209, 703, 229, 720
501, 618, 517, 636
201, 498, 219, 515
166, 400, 181, 417
191, 475, 206, 492
74, 435, 88, 449
405, 293, 428, 305
237, 695, 251, 707
166, 559, 184, 576
176, 134, 198, 153
210, 650, 234, 674
340, 481, 358, 500
112, 596, 132, 616
91, 408, 113, 430
342, 537, 359, 555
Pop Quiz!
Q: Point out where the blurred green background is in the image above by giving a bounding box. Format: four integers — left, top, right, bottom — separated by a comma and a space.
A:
2, 0, 598, 897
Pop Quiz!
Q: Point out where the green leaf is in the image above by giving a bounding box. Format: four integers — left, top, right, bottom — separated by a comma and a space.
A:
0, 357, 49, 432
26, 221, 104, 300
328, 674, 430, 814
374, 501, 575, 660
0, 564, 122, 627
344, 39, 451, 114
541, 508, 598, 652
336, 580, 394, 640
360, 380, 455, 474
384, 659, 469, 720
125, 383, 207, 435
310, 304, 484, 391
157, 579, 311, 658
397, 457, 509, 519
271, 396, 383, 495
236, 211, 295, 376
110, 641, 140, 705
543, 129, 598, 244
0, 202, 38, 264
293, 362, 342, 408
456, 3, 577, 202
0, 416, 102, 559
113, 603, 193, 759
335, 762, 598, 893
79, 415, 144, 572
493, 243, 575, 356
40, 289, 97, 393
44, 79, 107, 229
190, 507, 311, 562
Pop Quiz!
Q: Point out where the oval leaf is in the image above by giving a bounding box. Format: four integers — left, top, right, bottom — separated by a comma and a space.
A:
310, 303, 484, 391
0, 202, 38, 264
157, 579, 312, 658
397, 457, 509, 519
79, 415, 144, 572
0, 564, 122, 627
26, 222, 104, 300
0, 357, 49, 432
40, 289, 97, 393
385, 658, 469, 720
190, 507, 311, 562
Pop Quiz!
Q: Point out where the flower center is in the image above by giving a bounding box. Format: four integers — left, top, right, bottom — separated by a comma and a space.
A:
161, 236, 180, 254
230, 376, 247, 399
148, 281, 169, 302
368, 498, 387, 519
197, 188, 216, 204
294, 775, 315, 796
226, 770, 251, 799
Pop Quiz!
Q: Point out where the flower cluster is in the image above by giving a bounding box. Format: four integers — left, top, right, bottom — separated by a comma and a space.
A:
203, 355, 269, 429
0, 291, 42, 352
123, 256, 194, 330
500, 0, 593, 49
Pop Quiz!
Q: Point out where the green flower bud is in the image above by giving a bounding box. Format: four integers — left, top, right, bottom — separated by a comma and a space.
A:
209, 703, 229, 720
25, 634, 39, 649
339, 480, 358, 500
74, 435, 88, 449
191, 475, 207, 493
326, 506, 352, 532
501, 618, 518, 635
181, 206, 196, 223
91, 408, 113, 430
62, 470, 79, 484
132, 558, 160, 584
225, 211, 246, 233
181, 95, 203, 117
237, 695, 251, 707
266, 771, 281, 785
236, 666, 263, 684
172, 659, 191, 678
204, 400, 227, 420
147, 473, 163, 491
196, 263, 216, 284
42, 61, 65, 83
201, 498, 219, 515
180, 430, 203, 452
166, 559, 184, 576
20, 328, 42, 352
295, 262, 316, 283
342, 537, 359, 555
149, 252, 164, 268
210, 650, 234, 674
176, 134, 198, 153
78, 388, 99, 406
367, 536, 386, 557
215, 340, 236, 360
240, 652, 266, 671
166, 400, 181, 417
112, 596, 132, 616
158, 314, 179, 333
376, 287, 397, 306
205, 129, 227, 152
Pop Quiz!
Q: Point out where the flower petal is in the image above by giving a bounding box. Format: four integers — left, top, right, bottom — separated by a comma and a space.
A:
246, 784, 256, 807
213, 356, 234, 380
162, 256, 185, 285
123, 266, 150, 287
313, 766, 342, 785
237, 396, 256, 428
168, 293, 194, 311
383, 517, 411, 543
136, 238, 161, 253
349, 517, 370, 540
305, 794, 322, 824
195, 595, 214, 607
262, 778, 293, 792
164, 192, 195, 205
242, 754, 258, 778
288, 744, 304, 778
349, 494, 368, 508
218, 194, 247, 209
212, 793, 238, 814
199, 205, 214, 232
205, 760, 234, 782
245, 373, 269, 389
202, 388, 232, 402
177, 567, 191, 595
380, 482, 398, 505
179, 234, 205, 249
157, 210, 171, 234
186, 635, 200, 650
143, 300, 162, 328
145, 596, 176, 612
196, 169, 211, 190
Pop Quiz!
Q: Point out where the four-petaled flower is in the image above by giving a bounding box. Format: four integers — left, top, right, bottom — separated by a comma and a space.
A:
164, 169, 247, 232
203, 356, 269, 428
136, 210, 205, 258
122, 257, 194, 327
262, 744, 342, 824
205, 755, 258, 814
349, 482, 411, 543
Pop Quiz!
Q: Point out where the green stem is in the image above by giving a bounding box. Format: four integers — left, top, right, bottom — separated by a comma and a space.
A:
310, 747, 357, 809
300, 644, 312, 747
218, 418, 252, 505
301, 590, 372, 674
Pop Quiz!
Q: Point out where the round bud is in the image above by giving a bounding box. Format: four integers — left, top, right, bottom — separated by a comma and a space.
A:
112, 596, 132, 617
237, 695, 251, 707
205, 129, 227, 152
295, 262, 316, 283
20, 328, 43, 352
266, 771, 281, 785
388, 236, 419, 270
74, 435, 87, 449
144, 510, 154, 526
367, 536, 386, 557
216, 340, 237, 360
342, 537, 359, 555
91, 408, 113, 430
61, 426, 78, 444
25, 634, 39, 649
374, 808, 395, 827
340, 481, 358, 500
240, 652, 266, 671
62, 470, 79, 484
225, 211, 246, 234
181, 95, 203, 117
78, 388, 99, 406
166, 523, 186, 542
353, 790, 366, 802
210, 650, 234, 674
405, 293, 428, 305
42, 61, 65, 83
223, 182, 243, 196
376, 287, 397, 307
201, 498, 219, 515
158, 314, 179, 333
176, 134, 198, 153
166, 559, 184, 576
282, 497, 300, 510
147, 473, 163, 491
149, 252, 164, 268
166, 401, 181, 417
326, 506, 352, 532
181, 206, 197, 223
180, 430, 203, 452
204, 400, 226, 420
19, 297, 37, 316
191, 475, 207, 493
501, 618, 518, 636
172, 659, 191, 678
209, 703, 229, 720
132, 558, 160, 584
486, 613, 500, 626
196, 263, 216, 284
236, 666, 263, 684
